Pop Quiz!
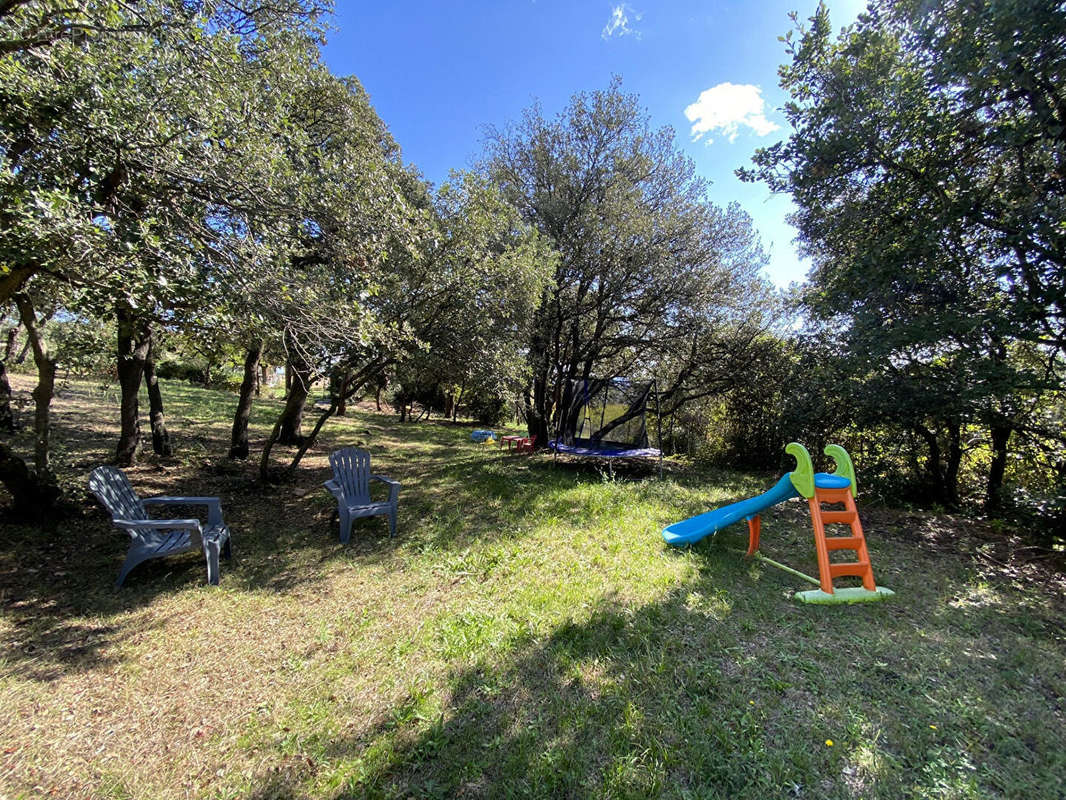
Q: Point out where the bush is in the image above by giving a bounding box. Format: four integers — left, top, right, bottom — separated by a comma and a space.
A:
155, 359, 206, 385
466, 391, 507, 426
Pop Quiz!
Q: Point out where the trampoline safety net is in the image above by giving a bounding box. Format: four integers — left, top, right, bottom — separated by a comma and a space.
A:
553, 378, 660, 457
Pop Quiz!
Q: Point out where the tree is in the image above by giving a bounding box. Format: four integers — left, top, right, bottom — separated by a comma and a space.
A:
258, 169, 550, 479
391, 172, 552, 426
0, 1, 330, 57
741, 0, 1066, 510
486, 80, 771, 446
252, 69, 434, 476
0, 305, 17, 433
0, 1, 328, 304
0, 0, 327, 508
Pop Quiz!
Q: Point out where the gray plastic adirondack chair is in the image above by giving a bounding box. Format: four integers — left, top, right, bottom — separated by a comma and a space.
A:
88, 466, 232, 588
324, 448, 400, 542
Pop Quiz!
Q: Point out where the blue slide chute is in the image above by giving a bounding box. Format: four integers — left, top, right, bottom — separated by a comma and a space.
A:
662, 473, 800, 546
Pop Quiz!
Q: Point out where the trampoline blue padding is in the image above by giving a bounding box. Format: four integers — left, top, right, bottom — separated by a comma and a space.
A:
549, 441, 662, 459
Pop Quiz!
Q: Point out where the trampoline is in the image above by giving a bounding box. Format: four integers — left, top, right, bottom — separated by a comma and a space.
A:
549, 377, 662, 475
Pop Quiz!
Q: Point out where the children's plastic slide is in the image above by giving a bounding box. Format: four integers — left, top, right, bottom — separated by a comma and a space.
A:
661, 472, 804, 546
661, 443, 893, 604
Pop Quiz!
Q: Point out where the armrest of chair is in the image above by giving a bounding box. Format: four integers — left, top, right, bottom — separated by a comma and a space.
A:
323, 479, 345, 502
144, 496, 223, 526
115, 518, 203, 547
370, 475, 401, 502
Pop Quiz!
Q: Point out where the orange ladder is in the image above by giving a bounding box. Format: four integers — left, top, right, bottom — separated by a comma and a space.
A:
808, 485, 877, 594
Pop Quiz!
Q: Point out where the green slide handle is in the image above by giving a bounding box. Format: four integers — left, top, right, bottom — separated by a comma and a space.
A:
824, 444, 857, 497
786, 442, 815, 499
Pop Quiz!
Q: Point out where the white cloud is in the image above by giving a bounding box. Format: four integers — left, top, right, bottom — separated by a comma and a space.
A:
684, 82, 779, 143
602, 4, 642, 40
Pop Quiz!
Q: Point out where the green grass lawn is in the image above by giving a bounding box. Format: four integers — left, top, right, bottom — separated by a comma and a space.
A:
1, 378, 1063, 799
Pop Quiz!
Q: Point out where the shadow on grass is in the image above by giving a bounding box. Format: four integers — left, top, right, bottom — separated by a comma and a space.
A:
234, 543, 1066, 800
350, 592, 760, 798
0, 447, 773, 688
0, 515, 186, 681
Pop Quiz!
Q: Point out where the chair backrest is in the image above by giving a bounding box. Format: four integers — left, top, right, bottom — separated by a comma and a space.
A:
88, 466, 147, 522
329, 447, 371, 503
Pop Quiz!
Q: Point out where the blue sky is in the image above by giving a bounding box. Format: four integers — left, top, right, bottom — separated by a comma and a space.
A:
320, 1, 867, 288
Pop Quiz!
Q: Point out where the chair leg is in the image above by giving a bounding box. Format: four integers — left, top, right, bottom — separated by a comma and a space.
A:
114, 550, 146, 589
389, 508, 397, 538
204, 539, 221, 585
339, 510, 353, 544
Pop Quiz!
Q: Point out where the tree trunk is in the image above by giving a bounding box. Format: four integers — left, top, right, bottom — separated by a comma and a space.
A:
985, 420, 1012, 513
526, 376, 551, 444
115, 305, 150, 467
944, 421, 962, 508
276, 329, 312, 446
0, 296, 62, 521
284, 360, 389, 475
278, 362, 311, 445
28, 334, 56, 481
914, 422, 962, 508
1051, 460, 1066, 545
0, 361, 15, 434
335, 368, 349, 417
259, 415, 285, 481
451, 380, 466, 423
143, 328, 172, 456
229, 340, 263, 460
0, 327, 15, 433
14, 337, 30, 365
264, 362, 380, 481
14, 294, 57, 483
0, 440, 61, 521
3, 327, 15, 361
915, 425, 943, 501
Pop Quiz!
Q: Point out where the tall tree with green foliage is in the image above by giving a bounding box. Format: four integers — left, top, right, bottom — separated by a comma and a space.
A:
389, 171, 553, 426
742, 0, 1066, 510
259, 168, 550, 479
0, 0, 328, 510
252, 68, 435, 476
487, 80, 771, 446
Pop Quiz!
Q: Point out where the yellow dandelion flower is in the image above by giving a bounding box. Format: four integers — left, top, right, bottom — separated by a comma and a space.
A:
825, 739, 834, 746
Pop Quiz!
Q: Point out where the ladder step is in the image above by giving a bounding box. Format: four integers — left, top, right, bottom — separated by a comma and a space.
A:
825, 535, 863, 551
815, 488, 852, 503
819, 510, 857, 524
829, 561, 870, 578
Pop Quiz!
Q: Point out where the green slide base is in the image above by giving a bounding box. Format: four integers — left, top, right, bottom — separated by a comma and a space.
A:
794, 586, 895, 605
